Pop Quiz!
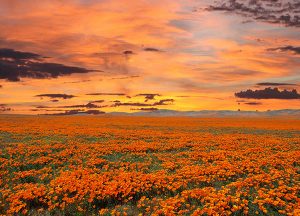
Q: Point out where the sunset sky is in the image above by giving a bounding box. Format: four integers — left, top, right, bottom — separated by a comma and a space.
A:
0, 0, 299, 114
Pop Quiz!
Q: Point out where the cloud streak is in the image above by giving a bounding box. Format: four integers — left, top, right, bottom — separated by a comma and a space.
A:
45, 109, 105, 115
113, 99, 174, 107
58, 103, 106, 109
244, 102, 262, 106
256, 82, 297, 86
131, 107, 159, 111
144, 47, 163, 52
35, 94, 76, 99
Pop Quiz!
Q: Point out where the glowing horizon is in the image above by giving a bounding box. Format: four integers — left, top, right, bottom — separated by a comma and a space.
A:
0, 0, 299, 115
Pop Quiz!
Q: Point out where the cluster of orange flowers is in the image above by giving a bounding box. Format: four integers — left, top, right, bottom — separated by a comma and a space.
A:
0, 116, 299, 215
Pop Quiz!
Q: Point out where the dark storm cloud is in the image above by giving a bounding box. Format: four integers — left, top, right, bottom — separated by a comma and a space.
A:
0, 48, 41, 60
50, 99, 59, 102
86, 93, 126, 96
207, 0, 300, 27
153, 99, 174, 105
235, 87, 300, 99
136, 93, 161, 101
256, 82, 297, 86
35, 94, 76, 99
28, 62, 95, 77
144, 47, 163, 52
267, 46, 300, 54
0, 48, 98, 82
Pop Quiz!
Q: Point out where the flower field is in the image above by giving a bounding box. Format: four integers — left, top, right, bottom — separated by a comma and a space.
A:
0, 115, 299, 215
